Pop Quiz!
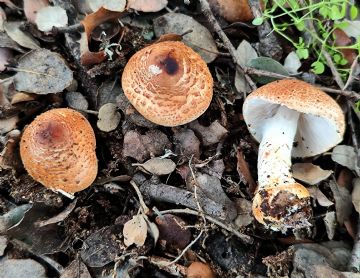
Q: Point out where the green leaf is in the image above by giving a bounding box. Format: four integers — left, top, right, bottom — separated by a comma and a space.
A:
311, 61, 325, 74
350, 5, 358, 20
339, 58, 348, 65
295, 19, 305, 31
252, 17, 264, 25
330, 5, 343, 20
333, 53, 342, 63
333, 21, 349, 30
355, 100, 360, 112
248, 57, 289, 84
319, 6, 329, 18
296, 48, 309, 59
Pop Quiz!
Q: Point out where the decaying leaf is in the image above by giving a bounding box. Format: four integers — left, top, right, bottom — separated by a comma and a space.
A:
0, 32, 25, 53
0, 259, 46, 278
352, 178, 360, 213
155, 214, 191, 250
284, 51, 301, 74
65, 92, 88, 111
133, 157, 176, 176
329, 180, 352, 225
323, 211, 336, 240
331, 145, 357, 171
0, 203, 32, 233
0, 129, 21, 170
97, 79, 122, 109
234, 40, 258, 93
123, 130, 171, 162
189, 120, 228, 146
0, 115, 18, 134
97, 103, 121, 132
154, 13, 218, 63
123, 214, 147, 247
0, 47, 12, 71
60, 258, 91, 278
333, 28, 357, 65
173, 128, 201, 159
236, 148, 256, 194
35, 6, 68, 32
13, 49, 73, 94
0, 6, 5, 31
11, 92, 36, 104
234, 198, 254, 227
35, 199, 77, 227
248, 57, 289, 84
292, 163, 333, 185
4, 21, 40, 49
308, 186, 334, 207
0, 236, 7, 256
127, 0, 167, 12
24, 0, 49, 23
80, 225, 122, 267
80, 7, 124, 65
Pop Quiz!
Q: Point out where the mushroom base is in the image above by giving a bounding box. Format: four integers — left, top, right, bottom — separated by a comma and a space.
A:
252, 183, 312, 232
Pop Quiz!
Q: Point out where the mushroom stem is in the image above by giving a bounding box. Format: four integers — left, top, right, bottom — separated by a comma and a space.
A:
258, 105, 299, 189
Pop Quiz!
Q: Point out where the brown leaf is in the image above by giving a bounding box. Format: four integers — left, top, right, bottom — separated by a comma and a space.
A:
133, 158, 176, 176
123, 215, 147, 247
308, 186, 334, 207
60, 259, 91, 278
333, 28, 357, 66
236, 148, 256, 195
352, 178, 360, 213
80, 7, 124, 65
292, 163, 332, 185
189, 120, 228, 146
329, 180, 352, 225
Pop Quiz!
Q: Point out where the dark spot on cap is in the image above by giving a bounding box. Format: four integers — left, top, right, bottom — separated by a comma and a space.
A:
160, 56, 179, 75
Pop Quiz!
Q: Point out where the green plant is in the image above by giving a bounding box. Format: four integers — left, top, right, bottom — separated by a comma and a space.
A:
253, 0, 359, 77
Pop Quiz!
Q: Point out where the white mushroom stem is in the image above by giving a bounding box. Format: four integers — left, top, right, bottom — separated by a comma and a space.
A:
258, 105, 300, 190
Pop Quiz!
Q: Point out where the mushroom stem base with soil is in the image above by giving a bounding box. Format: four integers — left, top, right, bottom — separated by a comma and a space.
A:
253, 105, 311, 232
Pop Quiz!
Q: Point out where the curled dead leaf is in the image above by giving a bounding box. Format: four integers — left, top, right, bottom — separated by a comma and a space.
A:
123, 214, 147, 247
292, 163, 333, 185
133, 158, 176, 176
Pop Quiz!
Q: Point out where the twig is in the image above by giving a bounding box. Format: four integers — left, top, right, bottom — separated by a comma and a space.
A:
244, 67, 294, 80
52, 23, 84, 34
159, 208, 253, 244
318, 87, 360, 102
348, 216, 360, 272
322, 50, 344, 89
343, 56, 359, 91
198, 0, 257, 90
130, 180, 150, 215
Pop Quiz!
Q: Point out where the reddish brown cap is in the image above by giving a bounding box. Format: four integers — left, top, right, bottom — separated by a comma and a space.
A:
243, 79, 345, 157
20, 108, 97, 193
187, 262, 215, 278
121, 41, 213, 126
209, 0, 253, 22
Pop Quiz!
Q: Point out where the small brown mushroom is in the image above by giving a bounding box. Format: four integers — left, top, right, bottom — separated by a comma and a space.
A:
243, 80, 345, 231
187, 262, 215, 278
121, 41, 213, 126
208, 0, 254, 22
20, 108, 98, 193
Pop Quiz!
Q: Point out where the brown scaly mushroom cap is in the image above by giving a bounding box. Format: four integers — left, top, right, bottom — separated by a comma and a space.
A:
121, 41, 213, 126
208, 0, 254, 22
20, 108, 98, 193
243, 80, 345, 231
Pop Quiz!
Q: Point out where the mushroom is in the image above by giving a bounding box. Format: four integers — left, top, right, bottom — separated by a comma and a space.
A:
187, 262, 215, 278
208, 0, 254, 22
121, 41, 213, 126
242, 80, 345, 231
20, 108, 98, 193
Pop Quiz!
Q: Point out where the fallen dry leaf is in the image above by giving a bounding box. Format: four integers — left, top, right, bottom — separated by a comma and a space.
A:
331, 145, 357, 171
133, 157, 176, 176
35, 199, 77, 227
127, 0, 167, 12
189, 120, 228, 146
65, 92, 88, 110
329, 180, 352, 225
0, 259, 46, 278
292, 163, 333, 185
333, 28, 357, 65
155, 214, 191, 250
11, 92, 36, 104
35, 6, 68, 32
60, 258, 91, 278
123, 214, 147, 247
23, 0, 48, 24
173, 128, 201, 159
323, 211, 336, 240
0, 6, 6, 31
0, 47, 12, 72
97, 103, 121, 132
4, 21, 40, 49
234, 198, 254, 227
13, 49, 73, 94
80, 7, 124, 65
236, 147, 256, 195
154, 13, 218, 63
308, 186, 334, 207
352, 178, 360, 213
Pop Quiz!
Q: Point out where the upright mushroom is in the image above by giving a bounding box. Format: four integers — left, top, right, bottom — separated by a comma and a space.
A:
121, 41, 213, 126
20, 108, 98, 193
243, 80, 345, 231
